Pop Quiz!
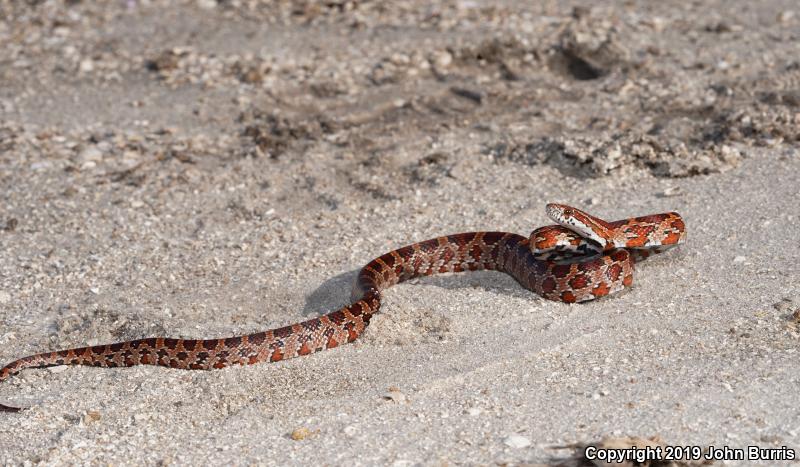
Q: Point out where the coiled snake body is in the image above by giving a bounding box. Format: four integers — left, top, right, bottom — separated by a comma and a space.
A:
0, 204, 685, 412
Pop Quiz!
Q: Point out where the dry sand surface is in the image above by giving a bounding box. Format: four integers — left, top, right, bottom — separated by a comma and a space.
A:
1, 1, 799, 465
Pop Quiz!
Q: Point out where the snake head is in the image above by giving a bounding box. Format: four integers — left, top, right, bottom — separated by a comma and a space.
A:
545, 203, 612, 249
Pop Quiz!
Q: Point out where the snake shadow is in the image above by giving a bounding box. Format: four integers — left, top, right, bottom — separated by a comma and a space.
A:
300, 268, 536, 318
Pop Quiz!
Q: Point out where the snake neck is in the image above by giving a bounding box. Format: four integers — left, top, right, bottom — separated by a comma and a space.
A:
353, 232, 529, 297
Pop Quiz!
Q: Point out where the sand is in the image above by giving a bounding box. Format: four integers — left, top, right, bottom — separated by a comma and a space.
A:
1, 1, 799, 465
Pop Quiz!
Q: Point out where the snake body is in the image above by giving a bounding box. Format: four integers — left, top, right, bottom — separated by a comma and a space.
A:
0, 204, 685, 412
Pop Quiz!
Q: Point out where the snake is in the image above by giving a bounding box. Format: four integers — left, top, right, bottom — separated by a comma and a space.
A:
0, 204, 685, 412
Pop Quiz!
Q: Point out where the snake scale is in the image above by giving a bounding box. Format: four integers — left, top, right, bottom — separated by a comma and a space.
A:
0, 204, 685, 412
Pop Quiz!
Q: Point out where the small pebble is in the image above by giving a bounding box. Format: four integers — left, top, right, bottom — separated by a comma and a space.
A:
657, 187, 682, 197
82, 411, 102, 424
79, 146, 103, 164
79, 59, 94, 73
733, 255, 747, 263
30, 161, 51, 171
777, 10, 795, 23
290, 427, 314, 440
504, 434, 531, 449
432, 50, 452, 69
383, 388, 407, 403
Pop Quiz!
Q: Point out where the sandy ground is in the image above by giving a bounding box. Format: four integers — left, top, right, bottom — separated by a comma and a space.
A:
1, 1, 799, 465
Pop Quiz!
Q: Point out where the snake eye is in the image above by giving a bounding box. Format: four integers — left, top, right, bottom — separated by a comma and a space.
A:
563, 208, 573, 216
